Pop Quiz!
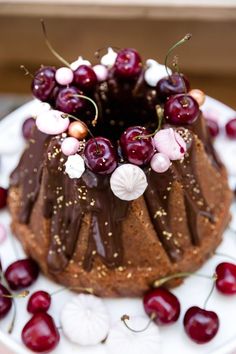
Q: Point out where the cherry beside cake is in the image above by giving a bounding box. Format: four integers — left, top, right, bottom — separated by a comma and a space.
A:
8, 40, 232, 297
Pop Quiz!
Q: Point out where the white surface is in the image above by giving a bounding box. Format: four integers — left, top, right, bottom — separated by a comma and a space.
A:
0, 98, 235, 354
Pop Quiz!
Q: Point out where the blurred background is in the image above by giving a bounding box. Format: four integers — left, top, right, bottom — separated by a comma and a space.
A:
0, 0, 236, 116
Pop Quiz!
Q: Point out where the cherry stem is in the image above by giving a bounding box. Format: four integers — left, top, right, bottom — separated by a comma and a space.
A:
40, 19, 70, 68
214, 251, 236, 263
0, 290, 29, 299
135, 105, 163, 140
50, 286, 94, 296
153, 271, 215, 288
172, 55, 188, 95
164, 33, 192, 80
121, 313, 156, 333
203, 281, 215, 310
20, 65, 34, 79
8, 300, 16, 334
73, 94, 99, 127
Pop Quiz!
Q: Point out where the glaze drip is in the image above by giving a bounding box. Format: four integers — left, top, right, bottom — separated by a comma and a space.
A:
40, 136, 128, 272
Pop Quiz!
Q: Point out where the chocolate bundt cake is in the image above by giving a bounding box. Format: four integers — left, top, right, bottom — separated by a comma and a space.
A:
9, 46, 232, 297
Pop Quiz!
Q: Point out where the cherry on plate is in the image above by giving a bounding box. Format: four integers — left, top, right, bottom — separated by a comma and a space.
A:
143, 287, 181, 325
184, 306, 219, 344
225, 118, 236, 139
27, 291, 51, 314
0, 283, 12, 319
22, 312, 60, 353
215, 262, 236, 295
206, 119, 219, 138
5, 259, 39, 290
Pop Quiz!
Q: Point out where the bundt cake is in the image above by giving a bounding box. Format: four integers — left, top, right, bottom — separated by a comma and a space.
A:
8, 43, 232, 297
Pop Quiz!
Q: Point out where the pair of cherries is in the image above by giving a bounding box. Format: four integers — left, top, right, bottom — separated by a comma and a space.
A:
83, 126, 155, 175
22, 290, 60, 353
207, 117, 236, 139
143, 261, 236, 344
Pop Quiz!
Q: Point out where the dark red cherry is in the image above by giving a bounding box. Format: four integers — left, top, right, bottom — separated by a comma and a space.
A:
73, 65, 97, 92
22, 312, 60, 353
84, 137, 118, 175
55, 86, 86, 115
143, 287, 181, 325
5, 259, 39, 290
120, 126, 154, 166
184, 306, 219, 344
27, 291, 51, 314
31, 67, 56, 102
156, 74, 190, 102
225, 118, 236, 139
215, 262, 236, 295
206, 119, 219, 138
22, 118, 36, 140
164, 94, 200, 125
0, 283, 12, 319
114, 48, 142, 79
0, 187, 8, 209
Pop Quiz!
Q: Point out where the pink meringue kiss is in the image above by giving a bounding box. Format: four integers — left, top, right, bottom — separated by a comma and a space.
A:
55, 67, 74, 86
150, 153, 171, 173
0, 223, 7, 244
153, 128, 186, 161
61, 137, 80, 156
36, 110, 70, 135
93, 65, 108, 82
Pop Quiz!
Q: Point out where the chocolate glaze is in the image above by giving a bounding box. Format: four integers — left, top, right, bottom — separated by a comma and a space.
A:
11, 71, 221, 272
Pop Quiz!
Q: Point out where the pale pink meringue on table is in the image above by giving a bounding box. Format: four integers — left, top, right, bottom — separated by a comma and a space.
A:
93, 64, 108, 82
150, 152, 171, 173
153, 128, 186, 161
55, 67, 74, 86
36, 110, 70, 135
61, 137, 80, 156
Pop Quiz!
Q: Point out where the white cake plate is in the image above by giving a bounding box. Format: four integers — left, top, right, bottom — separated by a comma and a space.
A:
0, 97, 236, 354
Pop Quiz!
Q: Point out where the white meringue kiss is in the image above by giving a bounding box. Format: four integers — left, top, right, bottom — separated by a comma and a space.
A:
61, 294, 109, 346
65, 154, 85, 179
144, 59, 172, 87
101, 47, 117, 68
110, 164, 148, 201
70, 56, 91, 71
36, 110, 69, 135
153, 128, 186, 161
